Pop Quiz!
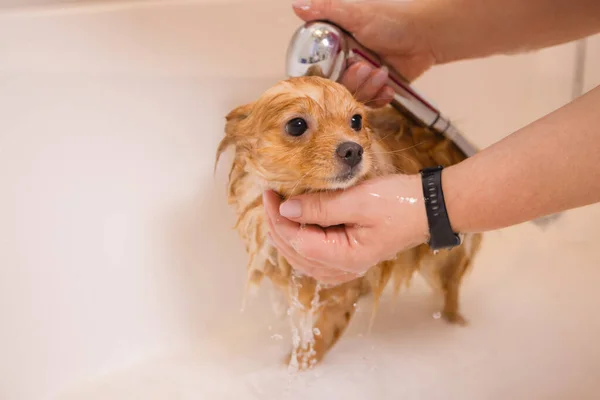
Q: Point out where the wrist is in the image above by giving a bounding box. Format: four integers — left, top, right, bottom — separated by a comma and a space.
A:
378, 173, 430, 247
416, 0, 494, 65
414, 0, 466, 65
405, 173, 431, 246
440, 163, 470, 233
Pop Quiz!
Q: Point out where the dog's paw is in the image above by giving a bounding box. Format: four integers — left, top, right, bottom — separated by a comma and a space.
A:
441, 311, 468, 326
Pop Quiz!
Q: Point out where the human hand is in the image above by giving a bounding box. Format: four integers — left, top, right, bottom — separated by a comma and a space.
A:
293, 0, 439, 108
263, 174, 430, 285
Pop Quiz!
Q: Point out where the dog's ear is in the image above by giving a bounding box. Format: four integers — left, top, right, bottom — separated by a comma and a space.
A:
215, 102, 255, 174
224, 102, 255, 145
225, 102, 254, 124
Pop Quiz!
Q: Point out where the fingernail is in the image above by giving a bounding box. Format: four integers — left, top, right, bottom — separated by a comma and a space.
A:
383, 86, 395, 99
371, 66, 389, 88
355, 64, 372, 82
280, 200, 302, 218
292, 0, 311, 10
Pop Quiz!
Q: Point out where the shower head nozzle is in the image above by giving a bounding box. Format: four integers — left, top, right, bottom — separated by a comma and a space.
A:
285, 21, 348, 81
285, 20, 479, 158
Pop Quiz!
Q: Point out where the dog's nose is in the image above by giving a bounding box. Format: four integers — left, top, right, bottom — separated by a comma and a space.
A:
336, 141, 364, 168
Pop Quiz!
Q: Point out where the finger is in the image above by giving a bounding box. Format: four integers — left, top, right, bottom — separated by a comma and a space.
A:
292, 0, 367, 34
263, 195, 325, 268
263, 190, 326, 264
263, 190, 311, 246
353, 66, 389, 105
278, 189, 372, 227
340, 62, 394, 108
267, 228, 343, 281
340, 61, 374, 96
265, 210, 370, 283
364, 86, 395, 108
269, 213, 359, 273
264, 192, 355, 272
268, 233, 358, 285
268, 231, 324, 278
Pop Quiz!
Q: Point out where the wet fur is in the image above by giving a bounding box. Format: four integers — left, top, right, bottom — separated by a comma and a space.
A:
216, 76, 482, 368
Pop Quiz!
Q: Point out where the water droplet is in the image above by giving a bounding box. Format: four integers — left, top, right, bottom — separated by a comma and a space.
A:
369, 192, 382, 198
313, 328, 321, 336
271, 334, 283, 341
433, 250, 440, 255
290, 237, 303, 252
433, 312, 442, 319
396, 196, 418, 204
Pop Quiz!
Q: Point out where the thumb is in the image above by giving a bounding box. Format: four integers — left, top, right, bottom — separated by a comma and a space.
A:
279, 189, 370, 227
292, 0, 366, 34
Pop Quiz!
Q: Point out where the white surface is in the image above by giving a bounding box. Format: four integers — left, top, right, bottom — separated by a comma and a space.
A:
583, 34, 600, 94
1, 1, 600, 399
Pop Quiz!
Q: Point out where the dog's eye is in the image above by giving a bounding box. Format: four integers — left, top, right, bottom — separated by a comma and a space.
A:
351, 114, 363, 131
285, 118, 308, 137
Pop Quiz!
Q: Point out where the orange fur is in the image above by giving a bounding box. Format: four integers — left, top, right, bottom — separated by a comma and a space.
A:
216, 76, 483, 369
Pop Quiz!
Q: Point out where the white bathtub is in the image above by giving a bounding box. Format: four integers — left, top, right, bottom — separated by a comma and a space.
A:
2, 1, 600, 399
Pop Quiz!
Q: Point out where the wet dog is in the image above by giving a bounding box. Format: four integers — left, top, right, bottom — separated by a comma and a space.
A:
216, 75, 482, 369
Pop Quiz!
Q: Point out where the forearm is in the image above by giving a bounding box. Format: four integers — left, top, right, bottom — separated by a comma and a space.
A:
442, 85, 600, 233
418, 0, 600, 64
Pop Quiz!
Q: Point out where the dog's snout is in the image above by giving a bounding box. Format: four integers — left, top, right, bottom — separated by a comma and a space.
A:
336, 141, 363, 168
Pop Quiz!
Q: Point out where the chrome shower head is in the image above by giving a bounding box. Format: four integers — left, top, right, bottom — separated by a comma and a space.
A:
285, 20, 478, 158
286, 21, 348, 81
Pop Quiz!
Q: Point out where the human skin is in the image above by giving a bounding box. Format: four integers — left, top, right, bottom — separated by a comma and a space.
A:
261, 0, 600, 283
293, 0, 600, 106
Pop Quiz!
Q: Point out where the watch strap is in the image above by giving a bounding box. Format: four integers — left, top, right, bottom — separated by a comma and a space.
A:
420, 166, 461, 250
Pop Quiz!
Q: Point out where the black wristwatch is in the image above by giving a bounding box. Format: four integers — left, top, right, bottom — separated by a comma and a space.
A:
420, 166, 461, 250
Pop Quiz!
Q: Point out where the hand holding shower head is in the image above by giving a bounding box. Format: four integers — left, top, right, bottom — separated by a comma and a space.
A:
285, 20, 478, 158
284, 21, 563, 229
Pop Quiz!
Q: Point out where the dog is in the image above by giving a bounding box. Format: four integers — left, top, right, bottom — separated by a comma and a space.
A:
216, 74, 482, 369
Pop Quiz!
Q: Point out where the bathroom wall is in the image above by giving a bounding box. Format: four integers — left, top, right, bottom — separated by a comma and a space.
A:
1, 1, 598, 400
583, 34, 600, 93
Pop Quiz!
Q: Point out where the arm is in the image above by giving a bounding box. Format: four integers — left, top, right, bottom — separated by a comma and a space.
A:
443, 85, 600, 233
293, 0, 600, 105
263, 85, 600, 283
421, 0, 600, 64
